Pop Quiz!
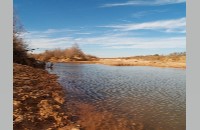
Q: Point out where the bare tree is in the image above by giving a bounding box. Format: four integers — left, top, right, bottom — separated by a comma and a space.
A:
67, 43, 85, 59
13, 13, 45, 68
13, 13, 29, 64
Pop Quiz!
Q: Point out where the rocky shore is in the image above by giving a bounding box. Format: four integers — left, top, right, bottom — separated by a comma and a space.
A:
13, 63, 81, 130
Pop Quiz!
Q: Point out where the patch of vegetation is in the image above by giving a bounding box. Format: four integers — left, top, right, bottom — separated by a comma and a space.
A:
120, 52, 186, 62
32, 43, 99, 62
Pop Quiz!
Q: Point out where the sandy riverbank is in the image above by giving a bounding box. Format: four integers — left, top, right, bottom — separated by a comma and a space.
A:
13, 63, 82, 130
52, 57, 186, 69
97, 58, 186, 68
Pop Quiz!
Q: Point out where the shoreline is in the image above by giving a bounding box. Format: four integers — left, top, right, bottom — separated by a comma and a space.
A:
49, 59, 186, 69
13, 63, 82, 130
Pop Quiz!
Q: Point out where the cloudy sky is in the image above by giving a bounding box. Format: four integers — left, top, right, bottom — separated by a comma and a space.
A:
14, 0, 186, 57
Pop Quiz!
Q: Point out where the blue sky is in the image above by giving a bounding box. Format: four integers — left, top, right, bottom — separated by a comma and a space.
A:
14, 0, 186, 58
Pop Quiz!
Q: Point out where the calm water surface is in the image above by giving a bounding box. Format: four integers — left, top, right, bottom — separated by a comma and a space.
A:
47, 63, 185, 130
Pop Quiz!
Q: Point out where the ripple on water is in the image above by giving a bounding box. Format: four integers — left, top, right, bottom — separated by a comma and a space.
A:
47, 63, 186, 130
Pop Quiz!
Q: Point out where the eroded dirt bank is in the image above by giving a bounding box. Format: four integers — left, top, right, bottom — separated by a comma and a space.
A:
13, 63, 81, 130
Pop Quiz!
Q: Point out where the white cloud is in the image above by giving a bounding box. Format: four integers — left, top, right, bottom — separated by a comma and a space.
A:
22, 28, 77, 38
99, 18, 186, 33
131, 9, 168, 18
25, 32, 185, 54
101, 0, 186, 7
23, 28, 93, 38
26, 28, 76, 35
42, 28, 76, 34
22, 28, 185, 54
28, 37, 74, 50
107, 37, 186, 49
74, 36, 185, 49
75, 32, 92, 35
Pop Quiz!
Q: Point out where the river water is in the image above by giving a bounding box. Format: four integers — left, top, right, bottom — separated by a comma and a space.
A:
47, 63, 186, 130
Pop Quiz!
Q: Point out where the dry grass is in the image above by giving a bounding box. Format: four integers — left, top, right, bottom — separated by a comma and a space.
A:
61, 54, 186, 68
98, 55, 186, 68
34, 50, 186, 68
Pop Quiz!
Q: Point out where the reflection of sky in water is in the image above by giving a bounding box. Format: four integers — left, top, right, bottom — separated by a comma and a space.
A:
47, 63, 186, 130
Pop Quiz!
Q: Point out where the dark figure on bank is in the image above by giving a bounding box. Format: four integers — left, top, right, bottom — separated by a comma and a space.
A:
47, 62, 53, 69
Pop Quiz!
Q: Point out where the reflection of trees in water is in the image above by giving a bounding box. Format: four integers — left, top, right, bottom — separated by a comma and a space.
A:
66, 101, 144, 130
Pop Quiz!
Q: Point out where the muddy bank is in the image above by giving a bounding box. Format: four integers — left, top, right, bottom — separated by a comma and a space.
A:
13, 63, 81, 130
